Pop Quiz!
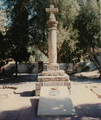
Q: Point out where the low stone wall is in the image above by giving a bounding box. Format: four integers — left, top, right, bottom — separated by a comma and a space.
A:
3, 60, 99, 75
4, 63, 15, 74
97, 56, 101, 62
3, 62, 68, 74
4, 63, 38, 74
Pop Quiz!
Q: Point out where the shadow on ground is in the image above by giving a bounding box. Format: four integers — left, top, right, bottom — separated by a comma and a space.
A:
0, 74, 38, 84
0, 98, 101, 120
14, 90, 35, 97
70, 75, 101, 83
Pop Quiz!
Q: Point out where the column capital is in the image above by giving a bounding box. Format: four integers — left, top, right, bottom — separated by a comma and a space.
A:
47, 21, 58, 28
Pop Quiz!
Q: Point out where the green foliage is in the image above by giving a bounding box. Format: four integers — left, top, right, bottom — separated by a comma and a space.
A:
47, 0, 80, 62
28, 46, 48, 63
57, 25, 79, 63
1, 0, 100, 64
8, 47, 31, 63
74, 0, 100, 50
3, 0, 30, 63
28, 0, 48, 52
0, 32, 11, 60
27, 0, 80, 58
10, 0, 29, 47
46, 0, 80, 28
0, 33, 5, 60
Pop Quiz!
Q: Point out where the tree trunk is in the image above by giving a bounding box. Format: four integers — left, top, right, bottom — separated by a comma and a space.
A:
93, 49, 101, 78
93, 49, 101, 66
89, 48, 101, 78
68, 51, 71, 63
15, 48, 18, 77
28, 32, 48, 57
0, 66, 1, 80
15, 59, 18, 77
36, 45, 48, 57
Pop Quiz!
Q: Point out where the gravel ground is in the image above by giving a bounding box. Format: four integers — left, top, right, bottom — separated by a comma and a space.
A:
0, 70, 101, 104
70, 69, 101, 99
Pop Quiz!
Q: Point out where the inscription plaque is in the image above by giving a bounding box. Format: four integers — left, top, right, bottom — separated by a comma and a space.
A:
49, 87, 60, 96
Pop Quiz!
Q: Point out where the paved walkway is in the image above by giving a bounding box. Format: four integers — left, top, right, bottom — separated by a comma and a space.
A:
0, 75, 101, 120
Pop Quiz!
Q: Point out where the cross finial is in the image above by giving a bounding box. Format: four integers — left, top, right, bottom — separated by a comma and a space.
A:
46, 5, 58, 21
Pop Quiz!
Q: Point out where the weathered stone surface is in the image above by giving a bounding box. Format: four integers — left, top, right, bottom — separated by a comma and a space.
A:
38, 74, 69, 82
48, 28, 57, 63
35, 81, 71, 96
35, 90, 40, 96
43, 81, 64, 86
35, 5, 71, 96
41, 70, 64, 76
35, 82, 43, 90
46, 5, 58, 21
47, 63, 59, 71
37, 86, 76, 116
46, 5, 58, 63
64, 81, 71, 89
35, 80, 71, 96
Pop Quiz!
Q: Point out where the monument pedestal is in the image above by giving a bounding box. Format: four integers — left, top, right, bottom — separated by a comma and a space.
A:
47, 63, 59, 71
37, 86, 76, 116
41, 70, 65, 76
38, 74, 69, 82
36, 5, 75, 118
35, 63, 71, 96
35, 81, 71, 96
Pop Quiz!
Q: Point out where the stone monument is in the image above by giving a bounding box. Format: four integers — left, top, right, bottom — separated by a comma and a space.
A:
35, 5, 71, 96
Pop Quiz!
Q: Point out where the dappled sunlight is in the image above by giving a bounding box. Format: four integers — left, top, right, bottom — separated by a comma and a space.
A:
0, 98, 38, 120
0, 88, 101, 120
37, 86, 77, 117
74, 103, 101, 118
0, 77, 101, 119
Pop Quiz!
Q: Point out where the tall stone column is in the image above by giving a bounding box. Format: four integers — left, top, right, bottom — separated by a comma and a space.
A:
36, 5, 71, 96
48, 26, 57, 63
46, 5, 58, 64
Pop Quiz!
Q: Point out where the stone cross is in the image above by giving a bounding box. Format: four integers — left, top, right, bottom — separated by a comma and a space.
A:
46, 5, 58, 63
46, 5, 58, 21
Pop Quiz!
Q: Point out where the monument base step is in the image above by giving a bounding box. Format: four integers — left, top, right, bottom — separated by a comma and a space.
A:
47, 63, 59, 71
37, 86, 76, 116
41, 70, 65, 76
38, 74, 69, 82
35, 81, 71, 96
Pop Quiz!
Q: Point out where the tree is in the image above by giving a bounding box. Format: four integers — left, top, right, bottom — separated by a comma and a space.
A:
57, 25, 79, 63
74, 0, 101, 77
0, 9, 7, 60
4, 0, 101, 76
0, 33, 5, 60
53, 0, 80, 62
27, 0, 49, 57
4, 0, 30, 77
3, 0, 80, 65
9, 46, 31, 63
28, 0, 80, 60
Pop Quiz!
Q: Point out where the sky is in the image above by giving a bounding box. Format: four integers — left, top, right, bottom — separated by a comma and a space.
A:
0, 1, 5, 10
0, 1, 7, 32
